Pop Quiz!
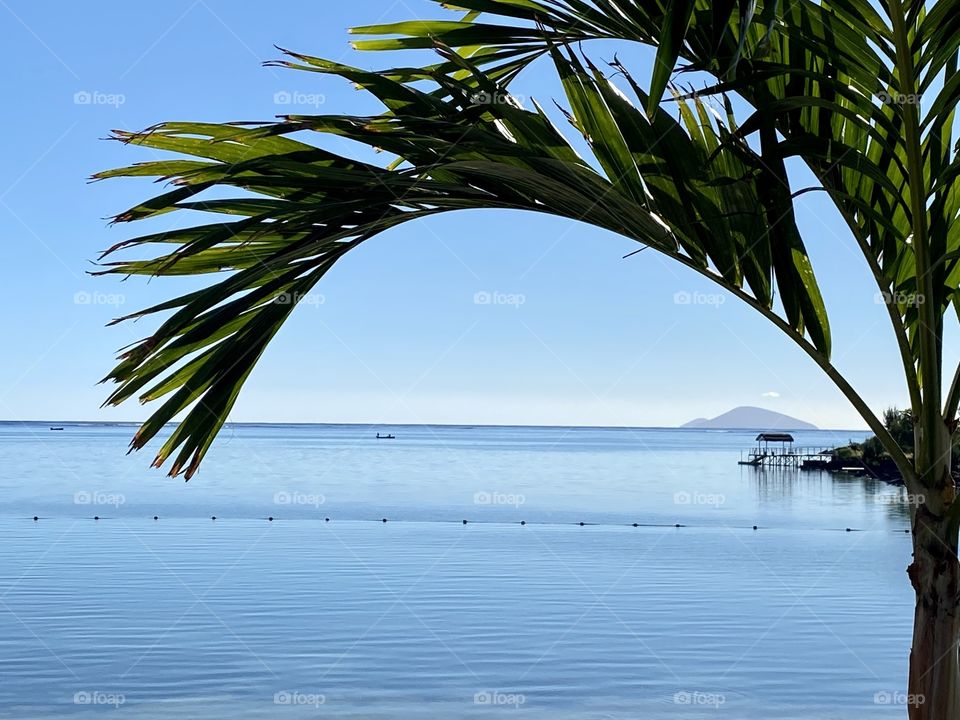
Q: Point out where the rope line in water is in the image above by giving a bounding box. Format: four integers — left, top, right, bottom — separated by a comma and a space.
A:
19, 515, 912, 533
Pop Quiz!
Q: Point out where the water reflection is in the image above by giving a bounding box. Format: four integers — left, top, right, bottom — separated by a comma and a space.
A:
749, 465, 824, 505
746, 465, 911, 528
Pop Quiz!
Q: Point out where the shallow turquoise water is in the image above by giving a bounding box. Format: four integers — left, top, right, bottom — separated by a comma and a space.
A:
0, 423, 917, 718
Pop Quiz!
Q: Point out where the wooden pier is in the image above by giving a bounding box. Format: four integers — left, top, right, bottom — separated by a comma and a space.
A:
738, 446, 836, 467
738, 433, 835, 468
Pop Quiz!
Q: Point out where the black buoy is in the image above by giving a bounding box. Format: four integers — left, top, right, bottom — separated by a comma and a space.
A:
579, 522, 585, 526
382, 518, 388, 523
904, 529, 910, 533
153, 516, 159, 520
33, 516, 38, 521
325, 517, 330, 522
520, 521, 526, 526
94, 516, 99, 521
462, 519, 468, 525
752, 525, 758, 530
268, 517, 274, 522
632, 523, 638, 528
675, 523, 681, 528
845, 527, 852, 532
211, 516, 217, 521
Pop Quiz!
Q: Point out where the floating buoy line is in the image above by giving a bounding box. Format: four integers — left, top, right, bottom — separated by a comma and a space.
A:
19, 515, 912, 533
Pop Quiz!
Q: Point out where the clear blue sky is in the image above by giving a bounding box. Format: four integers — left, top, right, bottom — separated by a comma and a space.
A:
1, 0, 953, 429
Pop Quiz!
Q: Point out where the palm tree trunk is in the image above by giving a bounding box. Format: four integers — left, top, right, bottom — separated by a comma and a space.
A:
908, 504, 960, 718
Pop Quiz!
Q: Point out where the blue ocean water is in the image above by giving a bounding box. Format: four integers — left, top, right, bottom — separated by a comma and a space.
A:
0, 423, 917, 718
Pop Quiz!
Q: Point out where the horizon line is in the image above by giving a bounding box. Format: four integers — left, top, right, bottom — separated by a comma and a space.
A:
2, 419, 871, 433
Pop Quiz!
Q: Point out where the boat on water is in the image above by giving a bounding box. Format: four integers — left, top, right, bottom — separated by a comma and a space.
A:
49, 427, 64, 431
376, 433, 396, 439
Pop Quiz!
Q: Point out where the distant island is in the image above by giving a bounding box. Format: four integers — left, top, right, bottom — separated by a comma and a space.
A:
681, 406, 817, 431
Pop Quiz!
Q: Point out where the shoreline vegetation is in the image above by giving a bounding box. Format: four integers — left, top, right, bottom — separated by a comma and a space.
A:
825, 409, 960, 485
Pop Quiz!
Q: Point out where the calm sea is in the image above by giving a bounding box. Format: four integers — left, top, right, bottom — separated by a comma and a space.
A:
0, 422, 916, 718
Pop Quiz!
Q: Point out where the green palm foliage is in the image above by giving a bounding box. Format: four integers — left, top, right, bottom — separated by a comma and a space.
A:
96, 0, 958, 485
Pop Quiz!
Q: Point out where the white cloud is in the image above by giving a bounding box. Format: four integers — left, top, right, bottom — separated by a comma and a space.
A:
762, 391, 781, 398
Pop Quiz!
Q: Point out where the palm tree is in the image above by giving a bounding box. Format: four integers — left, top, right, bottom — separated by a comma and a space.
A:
95, 1, 959, 715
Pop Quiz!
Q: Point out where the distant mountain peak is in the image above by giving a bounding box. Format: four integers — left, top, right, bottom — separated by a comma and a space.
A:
680, 406, 817, 430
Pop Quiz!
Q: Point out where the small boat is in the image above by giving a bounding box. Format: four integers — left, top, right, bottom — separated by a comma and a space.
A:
376, 433, 396, 439
49, 427, 64, 431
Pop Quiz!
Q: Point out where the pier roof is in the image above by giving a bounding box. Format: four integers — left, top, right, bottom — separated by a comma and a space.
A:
755, 433, 795, 442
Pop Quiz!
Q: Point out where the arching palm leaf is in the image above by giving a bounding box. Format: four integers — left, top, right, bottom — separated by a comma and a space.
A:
97, 0, 958, 490
97, 45, 838, 477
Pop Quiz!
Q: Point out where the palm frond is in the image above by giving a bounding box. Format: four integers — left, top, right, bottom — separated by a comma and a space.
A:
99, 0, 960, 479
98, 46, 835, 476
